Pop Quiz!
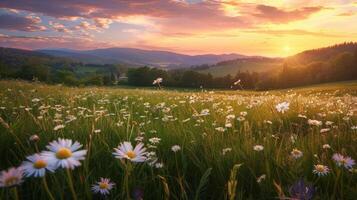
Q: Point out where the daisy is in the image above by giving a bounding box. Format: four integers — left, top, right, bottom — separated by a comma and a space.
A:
152, 77, 163, 85
113, 142, 147, 163
21, 153, 55, 177
29, 134, 40, 142
222, 148, 232, 155
0, 167, 24, 188
313, 164, 329, 176
332, 153, 355, 169
171, 145, 181, 152
42, 138, 87, 170
91, 178, 115, 196
275, 102, 290, 113
253, 145, 264, 152
291, 148, 303, 159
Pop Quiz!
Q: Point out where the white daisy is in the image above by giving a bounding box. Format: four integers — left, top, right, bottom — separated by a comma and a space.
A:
313, 164, 329, 176
113, 142, 147, 163
91, 178, 115, 196
291, 148, 303, 159
253, 145, 264, 152
171, 145, 181, 153
21, 153, 55, 177
42, 138, 87, 170
275, 102, 290, 113
0, 167, 24, 188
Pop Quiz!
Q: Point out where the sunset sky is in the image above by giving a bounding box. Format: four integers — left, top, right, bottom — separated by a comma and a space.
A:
0, 0, 356, 57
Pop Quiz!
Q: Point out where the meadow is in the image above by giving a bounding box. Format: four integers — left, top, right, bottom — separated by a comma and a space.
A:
0, 80, 356, 199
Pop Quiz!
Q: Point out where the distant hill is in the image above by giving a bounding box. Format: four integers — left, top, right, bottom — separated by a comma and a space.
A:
194, 42, 357, 77
286, 42, 357, 66
37, 48, 246, 67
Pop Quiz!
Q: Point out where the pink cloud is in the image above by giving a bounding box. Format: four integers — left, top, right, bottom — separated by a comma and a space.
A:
253, 5, 323, 23
0, 13, 46, 32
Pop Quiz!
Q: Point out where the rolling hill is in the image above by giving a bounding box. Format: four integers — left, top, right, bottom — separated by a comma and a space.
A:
193, 42, 357, 77
37, 48, 246, 67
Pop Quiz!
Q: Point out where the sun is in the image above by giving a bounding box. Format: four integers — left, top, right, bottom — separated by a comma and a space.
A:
283, 45, 291, 52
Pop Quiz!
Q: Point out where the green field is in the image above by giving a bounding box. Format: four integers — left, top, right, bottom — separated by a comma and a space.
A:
0, 80, 356, 199
195, 61, 281, 77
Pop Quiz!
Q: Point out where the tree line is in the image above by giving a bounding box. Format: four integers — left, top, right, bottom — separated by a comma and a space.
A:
126, 49, 357, 90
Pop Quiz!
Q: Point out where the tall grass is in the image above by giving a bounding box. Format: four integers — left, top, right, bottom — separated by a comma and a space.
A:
0, 80, 356, 199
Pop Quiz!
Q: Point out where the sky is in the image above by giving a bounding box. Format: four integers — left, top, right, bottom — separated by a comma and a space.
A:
0, 0, 356, 57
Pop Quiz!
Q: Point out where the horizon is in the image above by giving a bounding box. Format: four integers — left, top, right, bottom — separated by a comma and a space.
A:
1, 1, 357, 57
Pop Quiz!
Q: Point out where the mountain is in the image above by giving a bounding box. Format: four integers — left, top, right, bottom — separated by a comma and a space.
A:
286, 42, 357, 66
193, 42, 357, 77
37, 48, 246, 67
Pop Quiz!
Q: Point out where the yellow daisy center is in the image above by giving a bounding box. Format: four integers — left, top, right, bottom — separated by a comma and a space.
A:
5, 176, 19, 187
315, 165, 325, 172
99, 182, 109, 189
126, 151, 136, 159
33, 159, 47, 169
56, 147, 72, 159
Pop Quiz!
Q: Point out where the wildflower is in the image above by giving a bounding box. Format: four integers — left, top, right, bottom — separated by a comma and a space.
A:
298, 114, 307, 119
320, 128, 330, 133
308, 119, 322, 126
322, 144, 331, 149
313, 164, 329, 176
332, 153, 355, 169
155, 162, 164, 169
200, 109, 210, 116
113, 142, 147, 163
29, 134, 40, 142
289, 179, 315, 200
253, 145, 264, 152
21, 153, 55, 177
149, 137, 161, 145
171, 145, 181, 152
91, 178, 115, 196
225, 122, 232, 128
240, 111, 247, 116
222, 148, 232, 155
237, 116, 245, 121
153, 78, 163, 85
42, 138, 87, 169
256, 174, 266, 183
94, 129, 101, 133
276, 102, 290, 113
291, 149, 303, 159
226, 114, 235, 120
0, 167, 24, 188
53, 124, 65, 131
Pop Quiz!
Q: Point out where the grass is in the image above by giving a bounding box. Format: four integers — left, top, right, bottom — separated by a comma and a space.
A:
195, 61, 280, 77
0, 80, 356, 199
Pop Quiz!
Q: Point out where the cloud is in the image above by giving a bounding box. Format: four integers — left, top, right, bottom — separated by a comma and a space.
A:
94, 18, 113, 29
48, 21, 71, 33
0, 34, 112, 50
253, 5, 323, 23
0, 13, 46, 31
0, 0, 252, 31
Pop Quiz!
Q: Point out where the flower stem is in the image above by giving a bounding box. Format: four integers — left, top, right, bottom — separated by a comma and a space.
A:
11, 187, 19, 200
66, 169, 78, 200
124, 163, 132, 200
42, 177, 55, 200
